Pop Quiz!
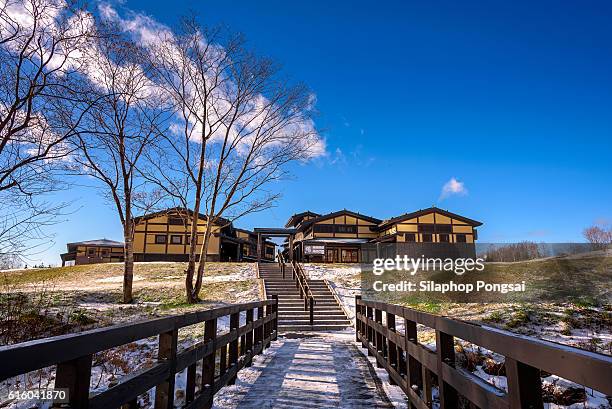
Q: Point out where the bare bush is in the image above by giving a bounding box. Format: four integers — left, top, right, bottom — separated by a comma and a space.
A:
583, 225, 612, 250
483, 242, 543, 262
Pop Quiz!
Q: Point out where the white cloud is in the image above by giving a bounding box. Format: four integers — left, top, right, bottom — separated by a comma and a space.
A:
96, 4, 325, 160
439, 177, 468, 200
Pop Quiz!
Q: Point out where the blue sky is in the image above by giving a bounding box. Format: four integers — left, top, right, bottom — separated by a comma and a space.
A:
35, 1, 612, 265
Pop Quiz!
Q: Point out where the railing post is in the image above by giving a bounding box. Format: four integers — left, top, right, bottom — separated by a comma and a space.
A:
354, 295, 362, 342
506, 358, 544, 409
186, 360, 197, 404
219, 344, 227, 378
272, 294, 279, 340
256, 305, 264, 350
366, 305, 373, 356
229, 312, 240, 384
404, 318, 423, 397
309, 297, 314, 327
436, 329, 458, 408
386, 311, 398, 386
54, 354, 92, 409
201, 318, 217, 409
245, 308, 254, 367
265, 301, 272, 348
374, 308, 383, 368
154, 328, 178, 409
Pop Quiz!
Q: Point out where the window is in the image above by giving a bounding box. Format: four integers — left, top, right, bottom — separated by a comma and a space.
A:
101, 249, 109, 257
168, 217, 185, 225
456, 234, 467, 243
155, 235, 167, 244
436, 225, 452, 233
185, 235, 191, 245
405, 233, 416, 242
422, 233, 433, 242
418, 224, 435, 233
266, 246, 274, 255
170, 235, 182, 244
87, 248, 96, 256
313, 224, 357, 234
439, 234, 450, 243
313, 224, 334, 233
336, 225, 357, 234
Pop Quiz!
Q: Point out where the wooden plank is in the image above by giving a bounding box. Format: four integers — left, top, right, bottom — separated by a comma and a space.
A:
505, 357, 544, 409
440, 364, 509, 409
54, 354, 92, 409
154, 329, 178, 409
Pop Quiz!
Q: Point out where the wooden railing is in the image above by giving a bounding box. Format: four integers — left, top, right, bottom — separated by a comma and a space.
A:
355, 297, 612, 409
291, 260, 315, 326
0, 299, 278, 409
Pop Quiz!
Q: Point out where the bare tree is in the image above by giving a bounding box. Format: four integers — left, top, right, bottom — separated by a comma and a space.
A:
0, 0, 94, 260
66, 24, 170, 303
148, 20, 323, 302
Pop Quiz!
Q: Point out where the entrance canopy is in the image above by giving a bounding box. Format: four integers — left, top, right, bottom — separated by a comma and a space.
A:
253, 227, 296, 261
253, 227, 296, 237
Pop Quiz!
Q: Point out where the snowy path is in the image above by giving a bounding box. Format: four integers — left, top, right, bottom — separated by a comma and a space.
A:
213, 331, 395, 408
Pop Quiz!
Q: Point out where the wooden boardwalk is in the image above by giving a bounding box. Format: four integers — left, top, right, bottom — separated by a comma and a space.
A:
213, 332, 394, 409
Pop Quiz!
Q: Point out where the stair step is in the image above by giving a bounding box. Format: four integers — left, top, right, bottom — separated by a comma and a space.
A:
279, 319, 351, 325
278, 324, 350, 331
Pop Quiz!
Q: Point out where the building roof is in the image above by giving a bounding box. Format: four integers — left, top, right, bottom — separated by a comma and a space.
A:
285, 211, 321, 227
67, 239, 124, 248
375, 207, 483, 231
133, 207, 230, 226
297, 209, 382, 230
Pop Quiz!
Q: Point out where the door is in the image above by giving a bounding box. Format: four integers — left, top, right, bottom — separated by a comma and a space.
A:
326, 248, 339, 263
341, 248, 359, 263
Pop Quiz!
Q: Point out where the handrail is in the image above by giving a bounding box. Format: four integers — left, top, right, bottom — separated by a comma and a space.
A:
277, 250, 286, 279
355, 296, 612, 409
291, 260, 315, 325
0, 299, 278, 409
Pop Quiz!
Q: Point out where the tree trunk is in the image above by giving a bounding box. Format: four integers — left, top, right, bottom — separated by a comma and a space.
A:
123, 224, 135, 304
193, 224, 212, 300
185, 221, 199, 303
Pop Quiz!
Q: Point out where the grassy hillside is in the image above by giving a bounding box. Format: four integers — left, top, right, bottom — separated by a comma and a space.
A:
0, 262, 260, 345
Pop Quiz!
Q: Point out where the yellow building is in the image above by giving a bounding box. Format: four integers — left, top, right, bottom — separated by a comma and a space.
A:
60, 239, 124, 266
132, 208, 275, 262
284, 207, 482, 263
62, 208, 275, 265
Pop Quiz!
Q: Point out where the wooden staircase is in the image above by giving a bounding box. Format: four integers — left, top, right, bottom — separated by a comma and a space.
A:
258, 262, 351, 331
